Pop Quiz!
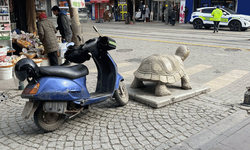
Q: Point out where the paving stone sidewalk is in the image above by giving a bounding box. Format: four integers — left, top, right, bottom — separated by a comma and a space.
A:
1, 20, 250, 149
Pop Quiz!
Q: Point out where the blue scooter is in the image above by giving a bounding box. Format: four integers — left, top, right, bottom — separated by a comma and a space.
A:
15, 26, 129, 132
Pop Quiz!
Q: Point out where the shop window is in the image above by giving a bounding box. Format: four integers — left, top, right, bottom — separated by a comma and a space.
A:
35, 0, 46, 11
211, 0, 237, 11
123, 5, 127, 11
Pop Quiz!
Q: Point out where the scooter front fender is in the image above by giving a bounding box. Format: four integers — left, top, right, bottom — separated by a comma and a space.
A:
115, 73, 124, 90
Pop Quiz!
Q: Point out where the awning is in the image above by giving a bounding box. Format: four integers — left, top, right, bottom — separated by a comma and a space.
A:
90, 0, 109, 3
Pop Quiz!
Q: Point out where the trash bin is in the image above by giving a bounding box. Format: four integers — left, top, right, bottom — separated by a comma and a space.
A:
125, 12, 131, 24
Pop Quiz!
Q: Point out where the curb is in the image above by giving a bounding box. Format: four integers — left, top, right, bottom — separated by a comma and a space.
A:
169, 109, 249, 150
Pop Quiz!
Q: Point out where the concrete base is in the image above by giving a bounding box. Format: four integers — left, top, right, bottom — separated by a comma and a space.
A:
126, 81, 210, 108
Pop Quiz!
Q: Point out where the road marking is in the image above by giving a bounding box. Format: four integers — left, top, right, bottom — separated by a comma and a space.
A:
88, 62, 249, 93
186, 64, 212, 76
83, 24, 246, 35
121, 70, 136, 78
89, 62, 132, 73
204, 70, 249, 93
117, 62, 132, 68
83, 33, 249, 51
119, 64, 212, 78
120, 70, 136, 78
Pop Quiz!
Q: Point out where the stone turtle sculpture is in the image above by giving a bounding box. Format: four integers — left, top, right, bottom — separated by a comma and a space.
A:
131, 45, 192, 96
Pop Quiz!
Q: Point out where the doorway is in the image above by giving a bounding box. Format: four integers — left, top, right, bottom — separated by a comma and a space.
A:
152, 0, 165, 22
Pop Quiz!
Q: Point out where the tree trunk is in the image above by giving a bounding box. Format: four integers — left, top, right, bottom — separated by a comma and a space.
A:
66, 0, 83, 46
133, 0, 135, 24
26, 0, 36, 33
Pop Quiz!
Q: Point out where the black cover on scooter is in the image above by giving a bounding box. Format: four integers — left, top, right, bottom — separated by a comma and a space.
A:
97, 36, 116, 51
64, 45, 91, 63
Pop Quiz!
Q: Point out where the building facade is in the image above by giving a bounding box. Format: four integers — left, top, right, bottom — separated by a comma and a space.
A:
135, 0, 250, 23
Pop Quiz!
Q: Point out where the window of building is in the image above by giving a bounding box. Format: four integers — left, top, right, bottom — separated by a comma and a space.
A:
35, 0, 46, 11
211, 0, 237, 11
202, 8, 214, 13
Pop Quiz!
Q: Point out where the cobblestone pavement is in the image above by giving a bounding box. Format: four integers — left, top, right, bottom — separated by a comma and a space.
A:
0, 91, 237, 150
0, 21, 250, 149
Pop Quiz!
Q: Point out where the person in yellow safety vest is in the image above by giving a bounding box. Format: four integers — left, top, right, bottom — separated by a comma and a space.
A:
211, 5, 223, 33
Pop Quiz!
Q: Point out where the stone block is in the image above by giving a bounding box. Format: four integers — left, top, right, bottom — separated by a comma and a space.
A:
126, 81, 210, 108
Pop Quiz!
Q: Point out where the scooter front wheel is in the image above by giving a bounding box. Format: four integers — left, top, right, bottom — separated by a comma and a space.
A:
34, 105, 65, 132
114, 81, 129, 106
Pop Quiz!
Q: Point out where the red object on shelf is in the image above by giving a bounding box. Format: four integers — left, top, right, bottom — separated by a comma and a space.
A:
90, 0, 109, 3
59, 2, 64, 6
4, 27, 10, 30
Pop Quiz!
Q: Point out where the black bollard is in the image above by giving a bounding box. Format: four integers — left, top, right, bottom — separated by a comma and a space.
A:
243, 87, 250, 106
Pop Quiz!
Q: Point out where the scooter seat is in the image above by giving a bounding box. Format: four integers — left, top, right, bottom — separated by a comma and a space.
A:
39, 65, 89, 79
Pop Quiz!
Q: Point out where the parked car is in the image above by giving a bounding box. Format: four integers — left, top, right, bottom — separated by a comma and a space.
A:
78, 8, 88, 23
189, 7, 250, 31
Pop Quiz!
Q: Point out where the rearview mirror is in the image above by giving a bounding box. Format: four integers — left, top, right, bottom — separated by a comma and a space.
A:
223, 12, 227, 15
93, 26, 102, 36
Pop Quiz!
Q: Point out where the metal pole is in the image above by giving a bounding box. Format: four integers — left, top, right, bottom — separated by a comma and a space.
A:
165, 0, 169, 25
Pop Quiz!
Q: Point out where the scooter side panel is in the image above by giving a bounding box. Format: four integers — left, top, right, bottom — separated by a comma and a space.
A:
73, 95, 111, 106
33, 77, 90, 100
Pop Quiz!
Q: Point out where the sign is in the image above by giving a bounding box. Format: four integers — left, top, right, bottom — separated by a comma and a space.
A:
91, 3, 95, 20
72, 0, 85, 8
179, 0, 185, 23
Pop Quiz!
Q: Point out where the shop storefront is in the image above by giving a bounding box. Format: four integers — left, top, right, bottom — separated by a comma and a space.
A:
148, 0, 181, 22
185, 0, 250, 23
151, 0, 165, 22
0, 0, 68, 80
118, 0, 127, 20
132, 0, 249, 23
90, 0, 110, 21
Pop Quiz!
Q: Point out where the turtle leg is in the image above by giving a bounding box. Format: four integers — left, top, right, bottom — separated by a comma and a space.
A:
131, 77, 145, 88
181, 74, 192, 90
155, 82, 171, 96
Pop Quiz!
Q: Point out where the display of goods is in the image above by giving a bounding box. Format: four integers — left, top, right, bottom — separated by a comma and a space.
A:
0, 62, 13, 67
17, 40, 32, 48
32, 58, 43, 63
19, 52, 36, 59
0, 47, 7, 56
0, 55, 6, 62
11, 55, 26, 64
12, 38, 17, 43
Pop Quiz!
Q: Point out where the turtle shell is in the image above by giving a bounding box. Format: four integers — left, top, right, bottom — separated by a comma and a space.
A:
134, 54, 185, 83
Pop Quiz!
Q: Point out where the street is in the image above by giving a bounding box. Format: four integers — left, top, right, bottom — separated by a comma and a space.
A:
1, 20, 250, 150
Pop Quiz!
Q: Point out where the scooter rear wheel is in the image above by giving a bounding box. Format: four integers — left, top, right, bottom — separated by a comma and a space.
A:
114, 81, 129, 106
34, 105, 65, 132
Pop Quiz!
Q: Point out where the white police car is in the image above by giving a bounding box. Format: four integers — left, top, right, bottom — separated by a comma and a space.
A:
190, 7, 250, 31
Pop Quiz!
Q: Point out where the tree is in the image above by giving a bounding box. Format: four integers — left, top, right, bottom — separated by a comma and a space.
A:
133, 0, 135, 24
26, 0, 36, 33
66, 0, 83, 46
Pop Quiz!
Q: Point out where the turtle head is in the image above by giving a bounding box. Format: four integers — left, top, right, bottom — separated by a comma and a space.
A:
175, 45, 190, 61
